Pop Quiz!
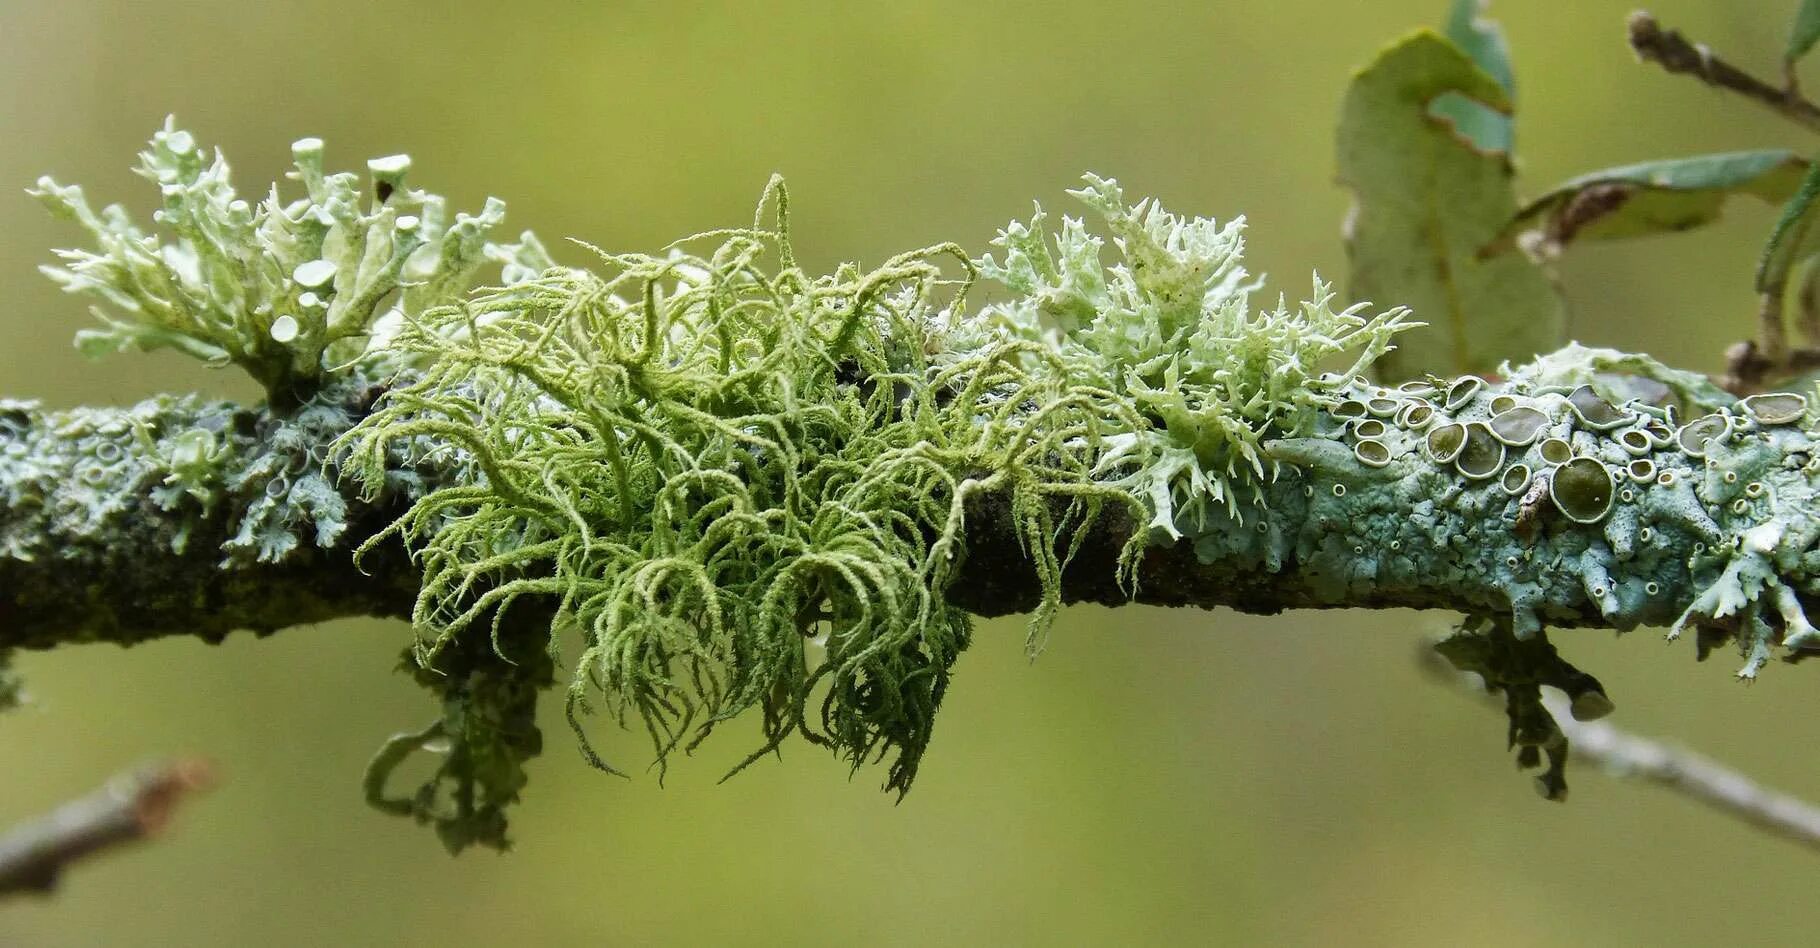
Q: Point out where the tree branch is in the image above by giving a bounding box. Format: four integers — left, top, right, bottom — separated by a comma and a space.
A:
1546, 691, 1820, 851
1628, 11, 1820, 134
1, 356, 1812, 660
1429, 653, 1820, 853
0, 758, 215, 897
4, 345, 1817, 831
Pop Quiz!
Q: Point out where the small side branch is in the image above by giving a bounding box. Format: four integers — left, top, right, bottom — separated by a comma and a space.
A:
0, 758, 215, 897
1628, 11, 1820, 135
1429, 654, 1820, 853
1539, 692, 1820, 852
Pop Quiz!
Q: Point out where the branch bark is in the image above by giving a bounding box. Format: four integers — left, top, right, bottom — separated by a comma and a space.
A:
1429, 654, 1820, 853
0, 362, 1812, 658
5, 349, 1818, 834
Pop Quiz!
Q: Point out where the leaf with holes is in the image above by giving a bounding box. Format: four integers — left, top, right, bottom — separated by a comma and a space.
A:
1338, 30, 1564, 379
1432, 0, 1514, 154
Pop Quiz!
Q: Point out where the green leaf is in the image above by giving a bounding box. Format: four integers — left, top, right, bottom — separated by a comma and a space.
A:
1338, 30, 1564, 379
1492, 150, 1809, 253
1432, 0, 1514, 154
1757, 157, 1820, 294
1790, 0, 1820, 67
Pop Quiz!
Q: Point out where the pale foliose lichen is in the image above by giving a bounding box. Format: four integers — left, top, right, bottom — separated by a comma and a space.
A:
1227, 344, 1820, 795
30, 119, 549, 405
1255, 343, 1819, 681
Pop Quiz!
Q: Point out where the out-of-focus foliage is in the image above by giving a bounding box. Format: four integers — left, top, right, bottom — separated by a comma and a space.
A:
1434, 0, 1516, 154
1756, 159, 1820, 295
1338, 30, 1564, 378
1788, 0, 1820, 69
1498, 151, 1809, 254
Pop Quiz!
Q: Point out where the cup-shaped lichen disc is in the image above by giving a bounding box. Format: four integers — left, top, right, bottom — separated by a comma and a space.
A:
1501, 462, 1531, 495
1397, 401, 1435, 430
1444, 376, 1484, 412
1488, 406, 1547, 446
1354, 438, 1392, 467
1454, 422, 1504, 480
1742, 392, 1807, 425
1615, 428, 1653, 456
1567, 385, 1629, 430
1676, 413, 1731, 458
1426, 422, 1467, 463
1549, 456, 1615, 524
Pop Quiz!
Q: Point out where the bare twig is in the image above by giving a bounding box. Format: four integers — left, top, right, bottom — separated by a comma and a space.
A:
1538, 692, 1820, 852
0, 758, 216, 897
1628, 11, 1820, 134
1428, 656, 1820, 853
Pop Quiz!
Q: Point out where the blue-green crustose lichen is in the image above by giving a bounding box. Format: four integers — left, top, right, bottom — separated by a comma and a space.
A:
18, 127, 1820, 838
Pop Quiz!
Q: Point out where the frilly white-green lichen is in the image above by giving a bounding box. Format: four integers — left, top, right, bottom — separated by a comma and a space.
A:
979, 174, 1411, 537
30, 118, 548, 405
18, 127, 1820, 844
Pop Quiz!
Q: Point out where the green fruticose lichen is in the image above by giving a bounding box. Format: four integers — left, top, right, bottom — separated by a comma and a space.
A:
978, 175, 1410, 539
334, 172, 1408, 798
32, 128, 1820, 839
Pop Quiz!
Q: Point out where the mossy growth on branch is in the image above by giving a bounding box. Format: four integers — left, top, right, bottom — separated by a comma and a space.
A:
28, 125, 1820, 846
30, 128, 1410, 841
335, 174, 1409, 793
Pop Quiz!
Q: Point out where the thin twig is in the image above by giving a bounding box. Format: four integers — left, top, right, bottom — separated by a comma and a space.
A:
0, 758, 216, 897
1628, 11, 1820, 135
1429, 658, 1820, 853
1539, 692, 1820, 852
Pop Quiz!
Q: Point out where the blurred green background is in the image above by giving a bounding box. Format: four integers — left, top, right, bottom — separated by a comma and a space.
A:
1, 1, 1815, 944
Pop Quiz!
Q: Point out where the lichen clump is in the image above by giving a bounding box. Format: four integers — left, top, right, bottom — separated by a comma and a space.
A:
980, 175, 1411, 536
336, 174, 1408, 789
27, 126, 1820, 837
29, 130, 1412, 798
